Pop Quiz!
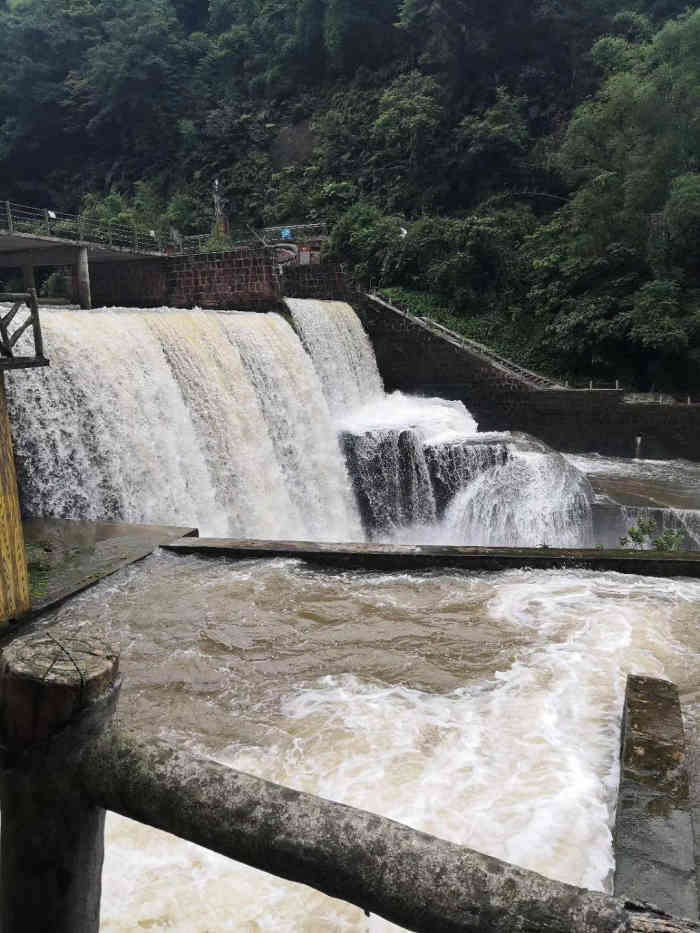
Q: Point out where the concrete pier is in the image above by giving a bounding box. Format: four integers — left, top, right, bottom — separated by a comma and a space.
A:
614, 676, 698, 918
76, 245, 91, 309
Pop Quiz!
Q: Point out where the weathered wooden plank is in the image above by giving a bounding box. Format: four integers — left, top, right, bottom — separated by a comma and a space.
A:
0, 375, 29, 622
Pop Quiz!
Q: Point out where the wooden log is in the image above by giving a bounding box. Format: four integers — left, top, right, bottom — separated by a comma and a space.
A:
79, 729, 700, 933
0, 623, 120, 933
0, 374, 29, 621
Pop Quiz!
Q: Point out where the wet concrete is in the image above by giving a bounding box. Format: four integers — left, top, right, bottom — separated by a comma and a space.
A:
614, 676, 698, 918
163, 537, 700, 579
20, 519, 198, 619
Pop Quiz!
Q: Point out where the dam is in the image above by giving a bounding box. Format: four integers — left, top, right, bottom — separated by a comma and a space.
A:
3, 298, 700, 930
6, 299, 682, 550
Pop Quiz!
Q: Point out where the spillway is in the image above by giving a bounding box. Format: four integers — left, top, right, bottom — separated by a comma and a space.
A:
7, 308, 361, 542
7, 298, 700, 931
3, 300, 615, 549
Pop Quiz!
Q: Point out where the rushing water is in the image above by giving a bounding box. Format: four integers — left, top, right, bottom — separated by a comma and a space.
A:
4, 301, 606, 547
33, 553, 700, 931
286, 298, 384, 415
7, 300, 700, 929
6, 308, 360, 542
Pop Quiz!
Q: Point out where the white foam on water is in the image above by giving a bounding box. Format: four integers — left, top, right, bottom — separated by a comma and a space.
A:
286, 298, 384, 415
220, 312, 361, 541
5, 310, 222, 530
6, 307, 364, 540
442, 449, 594, 547
94, 563, 700, 932
338, 392, 479, 442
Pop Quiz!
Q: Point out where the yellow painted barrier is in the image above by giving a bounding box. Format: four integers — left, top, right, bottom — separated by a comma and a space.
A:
0, 374, 30, 622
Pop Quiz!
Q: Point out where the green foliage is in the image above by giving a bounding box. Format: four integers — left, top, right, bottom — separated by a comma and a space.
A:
40, 270, 70, 299
1, 0, 699, 391
620, 518, 686, 551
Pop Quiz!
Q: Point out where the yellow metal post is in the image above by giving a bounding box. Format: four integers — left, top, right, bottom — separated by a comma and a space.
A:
0, 374, 30, 622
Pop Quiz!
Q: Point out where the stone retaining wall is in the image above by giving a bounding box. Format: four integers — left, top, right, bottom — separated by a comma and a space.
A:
167, 249, 278, 310
352, 295, 700, 460
92, 247, 279, 311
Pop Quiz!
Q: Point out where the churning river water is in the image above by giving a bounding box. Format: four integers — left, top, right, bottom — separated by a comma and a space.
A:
36, 552, 700, 932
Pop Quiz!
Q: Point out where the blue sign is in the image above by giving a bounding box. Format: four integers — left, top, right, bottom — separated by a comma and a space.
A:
281, 227, 293, 241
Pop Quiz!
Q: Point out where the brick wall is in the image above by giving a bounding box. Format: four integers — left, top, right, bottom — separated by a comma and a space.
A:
92, 247, 280, 311
92, 260, 168, 308
281, 263, 348, 300
167, 248, 279, 310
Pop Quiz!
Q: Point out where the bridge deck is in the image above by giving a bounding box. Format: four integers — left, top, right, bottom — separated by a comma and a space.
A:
0, 229, 165, 265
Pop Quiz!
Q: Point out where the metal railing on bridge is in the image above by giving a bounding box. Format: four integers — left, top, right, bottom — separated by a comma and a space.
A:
1, 199, 165, 254
2, 198, 329, 258
178, 221, 328, 255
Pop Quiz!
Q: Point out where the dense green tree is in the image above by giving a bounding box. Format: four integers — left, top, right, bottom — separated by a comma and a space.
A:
1, 0, 698, 389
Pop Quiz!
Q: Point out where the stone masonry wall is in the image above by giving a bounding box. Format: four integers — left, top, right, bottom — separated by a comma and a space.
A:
92, 247, 279, 311
281, 263, 348, 300
167, 248, 278, 310
353, 294, 700, 461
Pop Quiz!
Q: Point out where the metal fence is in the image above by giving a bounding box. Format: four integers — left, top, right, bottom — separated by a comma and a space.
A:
1, 199, 328, 258
1, 199, 165, 253
179, 222, 328, 256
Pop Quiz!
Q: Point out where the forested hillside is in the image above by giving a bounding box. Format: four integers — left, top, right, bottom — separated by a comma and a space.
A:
1, 0, 698, 389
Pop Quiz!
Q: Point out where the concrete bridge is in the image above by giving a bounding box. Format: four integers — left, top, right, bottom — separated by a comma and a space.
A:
0, 200, 167, 308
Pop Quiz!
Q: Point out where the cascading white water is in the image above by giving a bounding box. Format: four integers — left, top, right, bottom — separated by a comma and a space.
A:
6, 308, 362, 540
442, 448, 594, 548
7, 300, 597, 547
287, 298, 595, 547
219, 312, 361, 541
285, 298, 384, 414
6, 310, 224, 531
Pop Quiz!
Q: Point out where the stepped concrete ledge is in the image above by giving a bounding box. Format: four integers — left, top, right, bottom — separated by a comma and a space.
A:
19, 519, 198, 622
614, 675, 699, 919
162, 538, 700, 578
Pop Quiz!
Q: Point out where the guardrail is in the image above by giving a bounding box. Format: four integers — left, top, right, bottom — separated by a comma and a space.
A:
2, 198, 329, 258
1, 200, 165, 254
0, 622, 694, 933
179, 222, 328, 255
0, 289, 48, 369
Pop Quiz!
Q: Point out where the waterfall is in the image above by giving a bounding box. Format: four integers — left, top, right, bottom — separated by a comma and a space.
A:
441, 447, 594, 548
6, 311, 223, 532
219, 312, 361, 541
6, 301, 598, 548
285, 298, 384, 414
6, 308, 361, 541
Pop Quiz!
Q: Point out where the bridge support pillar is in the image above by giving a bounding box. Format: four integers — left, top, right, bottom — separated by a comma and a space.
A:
21, 264, 36, 293
76, 246, 91, 309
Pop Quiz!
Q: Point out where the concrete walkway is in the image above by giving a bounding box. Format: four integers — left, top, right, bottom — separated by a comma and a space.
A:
22, 519, 198, 617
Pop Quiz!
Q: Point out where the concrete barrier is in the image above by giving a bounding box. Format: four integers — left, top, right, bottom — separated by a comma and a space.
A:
614, 676, 698, 918
162, 537, 700, 579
